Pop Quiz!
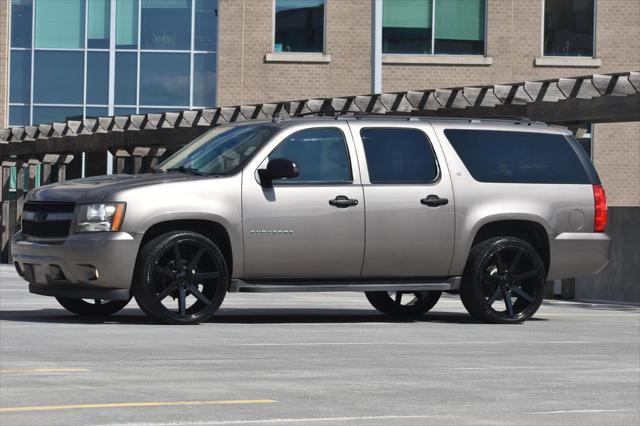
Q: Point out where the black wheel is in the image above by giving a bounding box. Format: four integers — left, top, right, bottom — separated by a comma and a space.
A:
460, 237, 546, 324
133, 231, 228, 324
365, 291, 442, 316
56, 297, 130, 317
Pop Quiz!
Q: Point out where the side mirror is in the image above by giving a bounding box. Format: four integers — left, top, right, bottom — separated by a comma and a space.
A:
258, 158, 300, 186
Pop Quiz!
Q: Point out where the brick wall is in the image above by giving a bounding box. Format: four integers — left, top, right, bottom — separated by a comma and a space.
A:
0, 0, 8, 129
593, 122, 640, 207
381, 0, 640, 91
217, 0, 372, 106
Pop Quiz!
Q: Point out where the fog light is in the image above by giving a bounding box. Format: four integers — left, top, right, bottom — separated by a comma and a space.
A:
48, 265, 66, 281
76, 264, 99, 281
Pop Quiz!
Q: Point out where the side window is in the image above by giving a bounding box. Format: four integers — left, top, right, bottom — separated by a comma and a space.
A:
444, 129, 593, 184
360, 128, 438, 184
269, 128, 352, 184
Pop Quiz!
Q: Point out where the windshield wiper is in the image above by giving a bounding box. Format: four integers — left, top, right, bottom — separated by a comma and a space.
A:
166, 166, 206, 176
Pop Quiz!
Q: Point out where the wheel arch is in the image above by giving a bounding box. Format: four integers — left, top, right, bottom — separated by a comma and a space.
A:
138, 219, 235, 278
469, 219, 550, 274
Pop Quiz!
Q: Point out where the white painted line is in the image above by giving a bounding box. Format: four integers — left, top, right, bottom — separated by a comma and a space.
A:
532, 409, 636, 415
99, 415, 440, 426
230, 341, 592, 347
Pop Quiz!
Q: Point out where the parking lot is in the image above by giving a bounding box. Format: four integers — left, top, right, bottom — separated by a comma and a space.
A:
0, 264, 639, 426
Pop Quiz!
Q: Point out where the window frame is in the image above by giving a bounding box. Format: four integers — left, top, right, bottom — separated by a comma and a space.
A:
360, 127, 441, 185
6, 0, 219, 129
272, 0, 327, 55
260, 126, 354, 186
381, 0, 488, 57
541, 0, 597, 58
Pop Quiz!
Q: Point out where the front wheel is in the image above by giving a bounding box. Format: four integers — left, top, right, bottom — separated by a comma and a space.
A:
133, 231, 228, 324
56, 297, 130, 317
365, 291, 442, 316
460, 237, 546, 323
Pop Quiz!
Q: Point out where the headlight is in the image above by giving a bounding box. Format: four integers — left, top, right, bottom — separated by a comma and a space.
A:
75, 203, 126, 233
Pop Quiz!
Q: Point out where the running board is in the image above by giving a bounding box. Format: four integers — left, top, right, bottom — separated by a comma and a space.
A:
229, 277, 461, 293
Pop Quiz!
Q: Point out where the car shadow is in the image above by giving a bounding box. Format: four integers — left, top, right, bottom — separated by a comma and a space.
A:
0, 307, 501, 325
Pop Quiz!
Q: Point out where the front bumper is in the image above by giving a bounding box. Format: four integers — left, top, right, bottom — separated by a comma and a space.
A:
11, 231, 142, 300
547, 232, 612, 280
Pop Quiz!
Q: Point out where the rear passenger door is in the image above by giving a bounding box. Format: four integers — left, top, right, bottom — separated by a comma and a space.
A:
349, 123, 455, 277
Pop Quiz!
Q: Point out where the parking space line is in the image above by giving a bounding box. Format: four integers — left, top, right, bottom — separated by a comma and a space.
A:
99, 415, 440, 426
0, 399, 277, 413
532, 409, 636, 414
0, 368, 90, 374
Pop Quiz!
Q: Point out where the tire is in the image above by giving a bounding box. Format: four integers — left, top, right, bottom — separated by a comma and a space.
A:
460, 237, 546, 324
56, 297, 130, 317
365, 291, 442, 316
133, 231, 228, 324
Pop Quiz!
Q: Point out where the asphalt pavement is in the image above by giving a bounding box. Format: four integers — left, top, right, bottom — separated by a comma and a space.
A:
1, 264, 639, 426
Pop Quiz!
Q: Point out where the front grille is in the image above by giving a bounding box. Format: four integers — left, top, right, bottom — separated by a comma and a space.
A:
22, 202, 75, 238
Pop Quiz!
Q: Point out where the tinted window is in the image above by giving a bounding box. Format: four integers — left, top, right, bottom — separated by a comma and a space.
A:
33, 51, 84, 104
361, 128, 438, 183
141, 0, 191, 50
275, 0, 324, 53
9, 50, 31, 103
445, 129, 592, 184
140, 52, 190, 106
115, 52, 137, 105
544, 0, 594, 56
269, 128, 351, 183
11, 0, 32, 48
383, 0, 433, 54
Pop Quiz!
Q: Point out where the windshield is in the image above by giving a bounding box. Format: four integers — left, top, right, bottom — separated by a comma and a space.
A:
157, 124, 279, 175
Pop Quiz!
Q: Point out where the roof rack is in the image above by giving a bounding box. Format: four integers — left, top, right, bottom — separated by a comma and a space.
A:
287, 110, 546, 125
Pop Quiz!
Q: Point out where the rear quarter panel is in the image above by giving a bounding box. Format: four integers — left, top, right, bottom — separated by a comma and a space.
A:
430, 122, 597, 279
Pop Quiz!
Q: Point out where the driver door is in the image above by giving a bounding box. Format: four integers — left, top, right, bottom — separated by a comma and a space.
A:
242, 124, 365, 279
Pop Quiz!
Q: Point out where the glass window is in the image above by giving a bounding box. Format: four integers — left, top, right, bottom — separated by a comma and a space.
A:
33, 51, 84, 104
434, 0, 485, 55
86, 107, 108, 118
361, 128, 438, 183
193, 54, 216, 107
116, 0, 138, 49
11, 0, 32, 48
34, 0, 84, 48
444, 129, 593, 184
9, 50, 31, 103
575, 124, 592, 159
195, 0, 218, 51
115, 52, 137, 105
141, 0, 192, 50
9, 105, 30, 126
115, 107, 137, 115
140, 52, 190, 106
88, 0, 111, 48
159, 124, 280, 175
544, 0, 594, 56
87, 52, 109, 105
383, 0, 432, 54
382, 0, 485, 55
269, 128, 351, 183
138, 107, 184, 114
274, 0, 324, 53
33, 106, 84, 124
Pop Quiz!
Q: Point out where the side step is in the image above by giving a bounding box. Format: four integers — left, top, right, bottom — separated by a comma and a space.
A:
229, 277, 461, 293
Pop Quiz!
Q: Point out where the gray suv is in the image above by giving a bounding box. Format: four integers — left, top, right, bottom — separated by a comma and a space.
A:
11, 116, 611, 324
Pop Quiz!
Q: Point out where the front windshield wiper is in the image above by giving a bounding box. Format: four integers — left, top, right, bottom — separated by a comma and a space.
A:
166, 166, 206, 176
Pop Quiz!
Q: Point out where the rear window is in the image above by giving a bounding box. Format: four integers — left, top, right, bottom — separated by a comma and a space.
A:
444, 129, 592, 184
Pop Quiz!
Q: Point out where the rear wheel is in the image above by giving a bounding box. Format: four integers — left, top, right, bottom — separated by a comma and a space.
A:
460, 237, 546, 323
56, 297, 130, 317
365, 291, 442, 316
133, 231, 228, 324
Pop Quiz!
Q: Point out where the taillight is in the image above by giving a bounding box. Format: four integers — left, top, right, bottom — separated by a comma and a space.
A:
593, 184, 607, 232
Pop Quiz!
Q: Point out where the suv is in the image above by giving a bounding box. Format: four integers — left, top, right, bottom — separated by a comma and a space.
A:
11, 116, 611, 324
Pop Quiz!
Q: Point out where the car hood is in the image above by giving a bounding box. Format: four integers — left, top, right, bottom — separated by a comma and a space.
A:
27, 173, 201, 204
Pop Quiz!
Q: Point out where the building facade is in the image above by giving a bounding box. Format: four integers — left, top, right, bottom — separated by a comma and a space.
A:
2, 0, 638, 206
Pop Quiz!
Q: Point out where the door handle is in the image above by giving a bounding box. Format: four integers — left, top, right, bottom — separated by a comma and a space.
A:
420, 195, 449, 207
329, 195, 359, 208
